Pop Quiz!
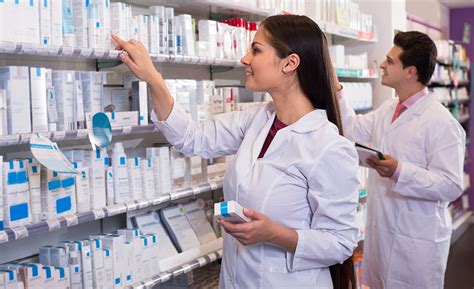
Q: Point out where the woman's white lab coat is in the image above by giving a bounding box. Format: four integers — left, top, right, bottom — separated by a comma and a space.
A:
339, 91, 465, 289
152, 101, 360, 289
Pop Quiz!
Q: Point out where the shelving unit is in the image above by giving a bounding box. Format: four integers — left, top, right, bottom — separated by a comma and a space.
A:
0, 180, 222, 245
0, 1, 382, 287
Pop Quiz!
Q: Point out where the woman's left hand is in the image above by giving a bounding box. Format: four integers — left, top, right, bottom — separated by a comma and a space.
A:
218, 208, 276, 246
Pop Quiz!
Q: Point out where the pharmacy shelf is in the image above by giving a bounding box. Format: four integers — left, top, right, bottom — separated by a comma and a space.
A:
0, 180, 223, 244
322, 21, 378, 43
0, 124, 157, 147
0, 41, 242, 67
336, 68, 378, 79
132, 249, 223, 289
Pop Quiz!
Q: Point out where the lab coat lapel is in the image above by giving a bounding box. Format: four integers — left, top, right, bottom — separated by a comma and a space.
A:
250, 109, 276, 165
386, 93, 434, 133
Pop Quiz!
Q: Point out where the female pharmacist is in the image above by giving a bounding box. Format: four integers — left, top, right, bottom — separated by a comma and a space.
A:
113, 15, 360, 289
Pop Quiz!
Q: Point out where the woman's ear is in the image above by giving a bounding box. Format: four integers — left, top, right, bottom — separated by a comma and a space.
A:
282, 53, 300, 74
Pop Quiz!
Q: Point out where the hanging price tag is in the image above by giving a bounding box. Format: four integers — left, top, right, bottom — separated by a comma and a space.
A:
210, 182, 218, 190
61, 46, 75, 56
197, 257, 206, 266
121, 126, 132, 135
125, 201, 139, 211
182, 264, 193, 274
64, 214, 79, 227
0, 231, 8, 244
47, 218, 61, 231
53, 131, 66, 141
76, 129, 89, 139
80, 48, 93, 57
92, 209, 105, 220
11, 226, 28, 240
5, 135, 20, 145
106, 204, 127, 216
20, 134, 32, 144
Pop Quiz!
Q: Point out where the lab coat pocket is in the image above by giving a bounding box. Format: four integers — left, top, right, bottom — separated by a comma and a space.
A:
262, 256, 317, 289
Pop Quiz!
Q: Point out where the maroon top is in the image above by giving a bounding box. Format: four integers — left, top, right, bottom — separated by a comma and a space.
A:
258, 117, 288, 158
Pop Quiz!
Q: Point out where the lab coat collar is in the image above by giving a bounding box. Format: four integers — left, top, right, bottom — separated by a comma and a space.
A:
387, 92, 435, 131
265, 102, 328, 134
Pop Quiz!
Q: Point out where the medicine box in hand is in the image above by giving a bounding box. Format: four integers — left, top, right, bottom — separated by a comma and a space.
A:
214, 201, 250, 224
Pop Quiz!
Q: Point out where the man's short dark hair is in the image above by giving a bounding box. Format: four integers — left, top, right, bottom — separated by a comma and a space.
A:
393, 31, 437, 85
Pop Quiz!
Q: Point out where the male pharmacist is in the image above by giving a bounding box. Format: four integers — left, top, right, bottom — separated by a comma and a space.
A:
336, 31, 465, 289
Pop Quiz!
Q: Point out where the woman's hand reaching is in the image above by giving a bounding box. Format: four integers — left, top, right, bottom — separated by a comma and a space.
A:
112, 34, 174, 121
112, 34, 163, 87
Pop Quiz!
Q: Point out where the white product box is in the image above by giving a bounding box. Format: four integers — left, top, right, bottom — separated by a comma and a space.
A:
73, 0, 89, 48
123, 242, 135, 285
161, 204, 201, 252
147, 234, 161, 274
104, 111, 139, 128
29, 67, 49, 133
148, 15, 159, 54
146, 147, 172, 197
0, 66, 32, 134
0, 89, 6, 136
112, 142, 130, 204
136, 15, 149, 51
110, 3, 130, 45
139, 236, 152, 278
127, 157, 143, 201
165, 7, 175, 55
149, 5, 167, 54
174, 16, 183, 56
45, 69, 58, 131
82, 149, 106, 209
41, 266, 58, 288
0, 269, 18, 289
3, 160, 32, 228
101, 234, 126, 288
88, 2, 102, 49
62, 0, 76, 47
214, 200, 250, 224
59, 174, 77, 217
75, 240, 93, 289
178, 14, 195, 56
40, 168, 63, 219
81, 72, 103, 115
39, 0, 52, 45
49, 246, 69, 267
74, 72, 86, 129
52, 71, 75, 131
131, 81, 149, 125
23, 0, 40, 44
102, 249, 114, 288
329, 45, 345, 67
89, 239, 106, 289
26, 158, 42, 223
54, 266, 70, 288
50, 0, 63, 46
140, 159, 155, 201
72, 162, 91, 213
68, 250, 83, 289
106, 166, 114, 206
19, 263, 45, 289
98, 0, 111, 49
199, 20, 218, 58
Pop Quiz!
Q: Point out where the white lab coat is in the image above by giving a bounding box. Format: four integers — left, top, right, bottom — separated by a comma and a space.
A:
152, 101, 360, 289
339, 91, 466, 289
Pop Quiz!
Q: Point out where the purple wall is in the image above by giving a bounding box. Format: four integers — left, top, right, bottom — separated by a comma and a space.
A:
449, 8, 474, 209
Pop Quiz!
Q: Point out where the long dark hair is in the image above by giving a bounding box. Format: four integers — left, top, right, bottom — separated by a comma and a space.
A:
261, 15, 343, 136
261, 15, 355, 289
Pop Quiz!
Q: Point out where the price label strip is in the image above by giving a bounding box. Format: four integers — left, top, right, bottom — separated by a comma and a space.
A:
11, 226, 29, 240
46, 218, 61, 231
92, 209, 106, 220
63, 214, 79, 227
